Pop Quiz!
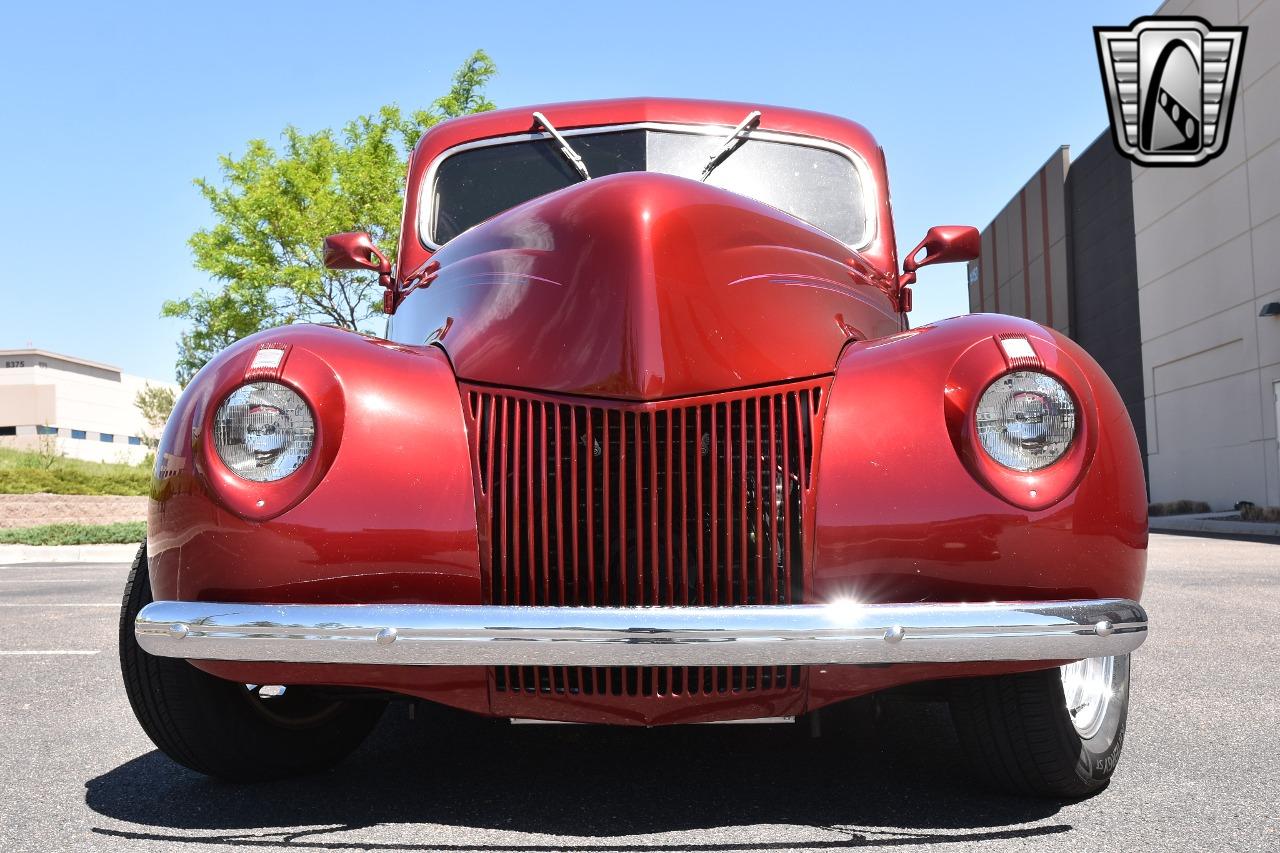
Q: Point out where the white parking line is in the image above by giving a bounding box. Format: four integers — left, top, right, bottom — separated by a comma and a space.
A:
0, 603, 117, 607
0, 650, 101, 656
0, 579, 105, 583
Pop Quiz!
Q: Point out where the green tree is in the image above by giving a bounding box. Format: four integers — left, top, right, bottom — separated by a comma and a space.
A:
134, 383, 177, 450
165, 49, 497, 384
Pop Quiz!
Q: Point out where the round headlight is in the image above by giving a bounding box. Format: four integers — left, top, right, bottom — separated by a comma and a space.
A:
212, 382, 315, 482
975, 371, 1076, 472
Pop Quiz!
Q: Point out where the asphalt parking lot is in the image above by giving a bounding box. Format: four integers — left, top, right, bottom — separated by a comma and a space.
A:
1, 533, 1276, 852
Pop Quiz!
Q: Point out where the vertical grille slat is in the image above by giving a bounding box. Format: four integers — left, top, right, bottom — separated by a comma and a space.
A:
780, 392, 794, 607
739, 399, 751, 609
586, 404, 593, 604
552, 403, 565, 606
677, 408, 690, 606
720, 402, 733, 607
601, 410, 612, 608
496, 396, 509, 606
537, 402, 551, 606
747, 397, 757, 604
662, 410, 674, 607
526, 400, 539, 606
617, 411, 629, 607
790, 391, 809, 605
648, 411, 661, 607
707, 403, 719, 607
694, 405, 705, 606
464, 379, 828, 698
512, 398, 524, 606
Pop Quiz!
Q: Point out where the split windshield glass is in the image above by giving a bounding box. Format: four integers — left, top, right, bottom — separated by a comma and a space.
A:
427, 129, 867, 247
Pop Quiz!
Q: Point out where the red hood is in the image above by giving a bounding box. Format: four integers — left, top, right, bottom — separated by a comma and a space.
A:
393, 172, 900, 400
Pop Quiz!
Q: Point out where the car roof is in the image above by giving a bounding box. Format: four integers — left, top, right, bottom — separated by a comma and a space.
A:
411, 97, 882, 161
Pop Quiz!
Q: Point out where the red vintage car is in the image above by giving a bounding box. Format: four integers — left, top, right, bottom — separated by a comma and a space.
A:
120, 98, 1148, 797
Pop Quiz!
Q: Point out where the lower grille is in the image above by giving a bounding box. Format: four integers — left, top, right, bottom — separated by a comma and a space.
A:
494, 665, 803, 697
462, 379, 828, 609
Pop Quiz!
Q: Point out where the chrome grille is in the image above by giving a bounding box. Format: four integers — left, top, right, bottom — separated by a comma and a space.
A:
463, 380, 828, 699
463, 380, 827, 609
493, 665, 803, 697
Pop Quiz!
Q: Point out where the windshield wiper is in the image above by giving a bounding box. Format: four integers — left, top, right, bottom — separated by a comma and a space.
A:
532, 111, 591, 181
699, 110, 762, 181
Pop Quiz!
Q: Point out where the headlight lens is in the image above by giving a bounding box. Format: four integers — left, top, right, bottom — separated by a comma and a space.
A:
212, 382, 315, 482
975, 371, 1076, 471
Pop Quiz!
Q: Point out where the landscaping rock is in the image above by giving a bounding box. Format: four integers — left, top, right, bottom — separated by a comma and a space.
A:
0, 493, 148, 529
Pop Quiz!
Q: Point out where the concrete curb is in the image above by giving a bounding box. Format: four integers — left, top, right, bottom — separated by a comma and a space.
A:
1150, 514, 1280, 538
0, 543, 140, 564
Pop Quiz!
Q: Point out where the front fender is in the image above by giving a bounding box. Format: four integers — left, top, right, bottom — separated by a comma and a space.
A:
147, 325, 481, 605
811, 314, 1147, 605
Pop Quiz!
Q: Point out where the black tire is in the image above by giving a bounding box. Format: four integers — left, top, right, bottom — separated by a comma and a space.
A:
948, 656, 1130, 798
118, 543, 386, 781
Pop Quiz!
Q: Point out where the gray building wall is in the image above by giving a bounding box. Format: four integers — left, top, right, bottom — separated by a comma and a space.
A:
1134, 0, 1280, 509
1066, 135, 1148, 468
967, 149, 1072, 336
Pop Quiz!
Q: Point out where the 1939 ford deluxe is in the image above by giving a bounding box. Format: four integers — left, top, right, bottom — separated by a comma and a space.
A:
120, 98, 1148, 796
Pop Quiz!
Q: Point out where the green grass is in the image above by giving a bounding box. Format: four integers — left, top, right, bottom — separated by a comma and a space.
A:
0, 447, 150, 496
0, 521, 146, 546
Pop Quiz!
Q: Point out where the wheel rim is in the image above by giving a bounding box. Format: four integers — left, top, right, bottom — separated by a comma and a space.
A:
237, 683, 346, 729
1060, 655, 1116, 739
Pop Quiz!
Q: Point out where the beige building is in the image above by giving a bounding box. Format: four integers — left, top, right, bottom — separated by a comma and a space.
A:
0, 349, 176, 464
967, 148, 1072, 338
970, 0, 1279, 510
1134, 0, 1280, 509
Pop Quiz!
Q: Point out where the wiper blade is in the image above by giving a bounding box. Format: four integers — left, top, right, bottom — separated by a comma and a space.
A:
700, 110, 762, 181
532, 111, 591, 181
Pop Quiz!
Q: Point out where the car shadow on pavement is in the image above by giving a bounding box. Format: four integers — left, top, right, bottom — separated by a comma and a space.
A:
85, 697, 1072, 849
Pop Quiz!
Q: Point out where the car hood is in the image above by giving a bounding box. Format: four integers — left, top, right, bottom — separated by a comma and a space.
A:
393, 172, 899, 400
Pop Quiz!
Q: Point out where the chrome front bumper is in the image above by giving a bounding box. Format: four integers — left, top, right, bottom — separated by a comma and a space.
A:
134, 599, 1147, 667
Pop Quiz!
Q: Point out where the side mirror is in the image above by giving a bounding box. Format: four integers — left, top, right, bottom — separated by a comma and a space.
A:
323, 231, 399, 313
902, 225, 981, 277
894, 226, 980, 313
322, 232, 390, 274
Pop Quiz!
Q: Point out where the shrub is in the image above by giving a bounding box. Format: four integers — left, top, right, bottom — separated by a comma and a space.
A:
1240, 505, 1280, 523
1148, 499, 1211, 517
0, 521, 146, 546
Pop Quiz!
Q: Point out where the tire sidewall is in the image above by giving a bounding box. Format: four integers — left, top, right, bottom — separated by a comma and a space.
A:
120, 541, 385, 780
1065, 654, 1131, 786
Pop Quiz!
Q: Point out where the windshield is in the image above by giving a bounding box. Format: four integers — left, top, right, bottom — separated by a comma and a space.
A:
425, 127, 869, 247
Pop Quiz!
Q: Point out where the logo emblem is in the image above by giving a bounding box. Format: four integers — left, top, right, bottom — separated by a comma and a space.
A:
1095, 16, 1246, 167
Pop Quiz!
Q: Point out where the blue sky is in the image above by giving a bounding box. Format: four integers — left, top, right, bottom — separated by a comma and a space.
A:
0, 0, 1153, 380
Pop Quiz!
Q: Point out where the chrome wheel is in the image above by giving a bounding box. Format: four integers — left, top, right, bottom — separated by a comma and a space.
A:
952, 652, 1132, 796
238, 683, 346, 729
1060, 655, 1116, 739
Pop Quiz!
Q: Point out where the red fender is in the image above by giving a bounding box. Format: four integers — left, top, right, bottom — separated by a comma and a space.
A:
147, 325, 481, 607
810, 313, 1147, 607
